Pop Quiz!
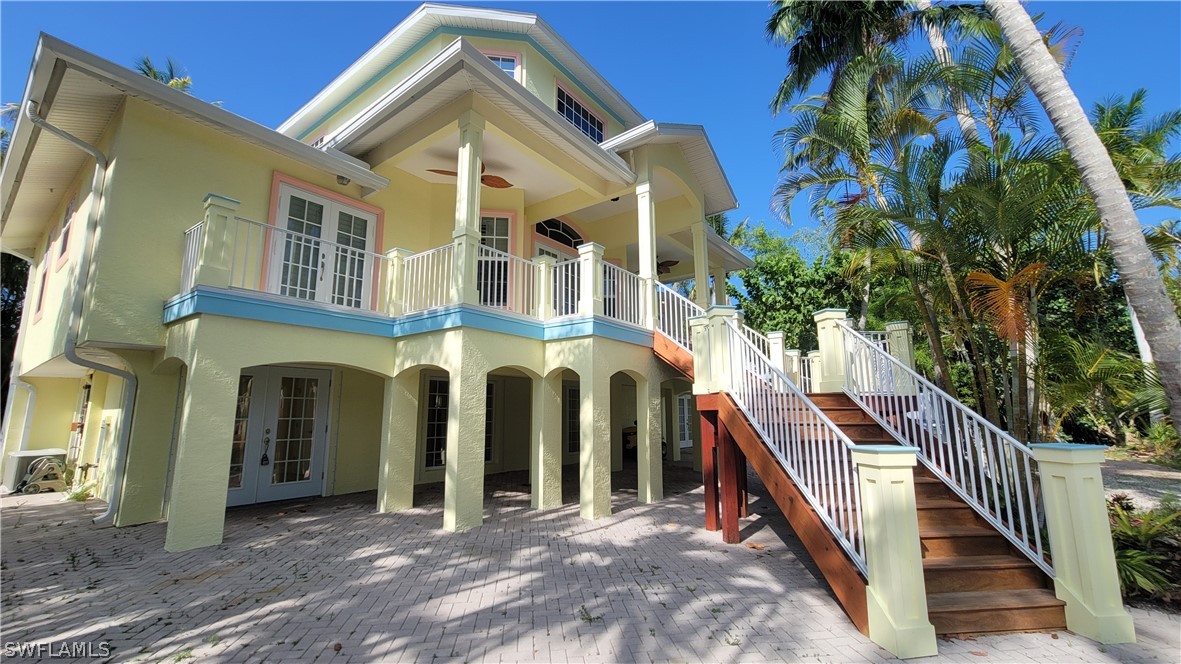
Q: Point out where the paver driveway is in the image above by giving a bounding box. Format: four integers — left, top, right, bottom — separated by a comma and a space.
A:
2, 464, 1178, 663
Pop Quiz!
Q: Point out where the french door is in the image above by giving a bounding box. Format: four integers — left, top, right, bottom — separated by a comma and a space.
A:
477, 214, 511, 307
269, 184, 378, 309
227, 366, 331, 507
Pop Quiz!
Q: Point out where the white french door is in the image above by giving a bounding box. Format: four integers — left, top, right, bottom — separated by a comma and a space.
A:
269, 184, 378, 309
477, 214, 511, 307
226, 366, 332, 507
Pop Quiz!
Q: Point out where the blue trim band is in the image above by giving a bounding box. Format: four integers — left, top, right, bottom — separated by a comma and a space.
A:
165, 287, 653, 347
296, 27, 626, 140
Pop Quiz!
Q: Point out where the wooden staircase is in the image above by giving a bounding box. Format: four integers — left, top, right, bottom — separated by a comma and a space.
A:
809, 392, 1067, 635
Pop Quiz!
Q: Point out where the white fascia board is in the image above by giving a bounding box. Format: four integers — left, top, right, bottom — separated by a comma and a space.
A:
36, 35, 389, 193
279, 3, 644, 138
602, 121, 739, 216
328, 38, 636, 186
0, 37, 53, 230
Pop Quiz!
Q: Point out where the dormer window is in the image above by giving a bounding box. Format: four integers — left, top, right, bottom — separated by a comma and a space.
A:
483, 52, 519, 82
557, 85, 604, 143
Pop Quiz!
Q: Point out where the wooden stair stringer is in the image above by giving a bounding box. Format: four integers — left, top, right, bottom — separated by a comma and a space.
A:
716, 392, 870, 636
653, 333, 693, 380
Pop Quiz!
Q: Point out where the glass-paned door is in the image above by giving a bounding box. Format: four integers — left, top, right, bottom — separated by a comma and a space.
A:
271, 184, 377, 309
226, 366, 331, 507
478, 215, 511, 307
424, 377, 449, 470
677, 394, 693, 448
563, 383, 580, 455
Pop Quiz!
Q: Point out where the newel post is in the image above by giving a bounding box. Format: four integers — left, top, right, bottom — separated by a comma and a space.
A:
195, 194, 240, 289
578, 243, 605, 317
885, 321, 915, 370
386, 248, 412, 316
853, 446, 938, 659
785, 349, 802, 384
767, 331, 788, 374
814, 309, 849, 393
534, 255, 556, 321
1031, 443, 1136, 643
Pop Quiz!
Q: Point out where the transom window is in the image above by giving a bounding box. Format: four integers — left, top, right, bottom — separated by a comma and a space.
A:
535, 219, 582, 250
557, 86, 604, 143
485, 53, 518, 80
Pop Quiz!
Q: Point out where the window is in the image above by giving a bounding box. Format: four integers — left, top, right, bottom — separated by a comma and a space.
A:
484, 53, 518, 80
33, 264, 48, 320
557, 86, 604, 143
535, 219, 582, 250
564, 383, 580, 454
57, 197, 76, 267
480, 215, 511, 252
424, 377, 449, 469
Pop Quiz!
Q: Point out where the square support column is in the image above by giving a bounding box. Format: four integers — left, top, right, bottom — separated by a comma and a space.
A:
443, 346, 488, 532
531, 372, 563, 510
113, 352, 182, 527
165, 355, 240, 552
636, 374, 663, 504
1031, 443, 1136, 644
691, 220, 711, 309
377, 372, 418, 513
711, 269, 728, 305
385, 248, 413, 317
578, 358, 612, 520
853, 445, 938, 659
699, 407, 719, 531
451, 111, 485, 306
814, 308, 850, 393
534, 255, 556, 321
785, 349, 802, 385
636, 181, 658, 329
767, 331, 788, 374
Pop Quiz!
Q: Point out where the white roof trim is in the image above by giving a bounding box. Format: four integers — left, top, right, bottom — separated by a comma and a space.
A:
706, 226, 754, 271
326, 38, 636, 185
279, 3, 645, 139
601, 120, 738, 217
1, 33, 389, 228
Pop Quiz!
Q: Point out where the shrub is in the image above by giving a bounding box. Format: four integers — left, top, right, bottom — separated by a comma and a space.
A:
1107, 494, 1181, 605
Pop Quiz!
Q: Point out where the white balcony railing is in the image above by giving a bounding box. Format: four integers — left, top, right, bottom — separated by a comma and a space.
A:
552, 258, 580, 317
476, 244, 539, 318
223, 216, 396, 315
601, 261, 645, 327
654, 282, 700, 351
401, 244, 454, 315
179, 221, 204, 295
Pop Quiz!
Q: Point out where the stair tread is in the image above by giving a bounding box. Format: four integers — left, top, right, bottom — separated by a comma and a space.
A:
923, 555, 1037, 571
916, 499, 974, 510
926, 589, 1064, 613
921, 525, 1004, 538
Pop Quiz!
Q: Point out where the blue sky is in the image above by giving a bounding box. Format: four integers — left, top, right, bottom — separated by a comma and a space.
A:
3, 1, 1179, 240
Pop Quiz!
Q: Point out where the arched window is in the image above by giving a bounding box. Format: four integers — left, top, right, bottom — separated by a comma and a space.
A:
534, 219, 582, 249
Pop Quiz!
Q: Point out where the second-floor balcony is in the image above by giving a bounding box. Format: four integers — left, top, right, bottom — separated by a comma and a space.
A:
172, 199, 709, 351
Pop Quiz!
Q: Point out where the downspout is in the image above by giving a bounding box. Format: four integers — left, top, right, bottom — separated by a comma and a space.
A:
24, 100, 137, 525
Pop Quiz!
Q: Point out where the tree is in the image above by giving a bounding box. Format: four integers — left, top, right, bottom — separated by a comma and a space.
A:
985, 0, 1181, 438
134, 56, 192, 93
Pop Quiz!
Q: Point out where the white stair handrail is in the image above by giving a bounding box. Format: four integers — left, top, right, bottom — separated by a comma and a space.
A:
725, 319, 867, 575
836, 321, 1052, 575
654, 282, 701, 351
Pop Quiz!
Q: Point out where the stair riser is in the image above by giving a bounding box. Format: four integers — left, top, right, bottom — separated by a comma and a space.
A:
816, 410, 876, 424
924, 567, 1047, 594
921, 535, 1011, 557
917, 507, 981, 528
835, 423, 889, 438
930, 606, 1066, 635
806, 395, 855, 408
914, 483, 951, 501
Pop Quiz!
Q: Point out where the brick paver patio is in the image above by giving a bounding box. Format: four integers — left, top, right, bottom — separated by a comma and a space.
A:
2, 463, 1178, 663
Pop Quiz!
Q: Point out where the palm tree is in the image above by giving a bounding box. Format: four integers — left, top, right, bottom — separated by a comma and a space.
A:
134, 56, 192, 93
985, 0, 1181, 438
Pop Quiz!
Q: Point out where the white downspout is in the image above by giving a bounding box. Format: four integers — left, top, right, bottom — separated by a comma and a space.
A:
24, 101, 137, 525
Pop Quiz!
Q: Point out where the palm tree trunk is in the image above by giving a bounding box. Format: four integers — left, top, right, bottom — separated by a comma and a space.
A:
915, 0, 982, 144
938, 253, 1001, 424
987, 0, 1181, 440
859, 250, 871, 330
908, 269, 955, 396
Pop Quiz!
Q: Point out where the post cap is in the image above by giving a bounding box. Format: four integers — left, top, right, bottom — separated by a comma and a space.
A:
578, 242, 606, 256
813, 308, 848, 322
851, 445, 918, 468
203, 193, 241, 209
1030, 442, 1107, 465
532, 255, 557, 265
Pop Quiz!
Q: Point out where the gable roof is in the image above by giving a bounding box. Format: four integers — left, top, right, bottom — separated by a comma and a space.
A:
602, 121, 739, 217
0, 34, 389, 254
278, 3, 646, 141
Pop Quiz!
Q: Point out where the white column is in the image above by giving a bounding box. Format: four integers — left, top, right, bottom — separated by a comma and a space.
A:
691, 219, 711, 309
578, 242, 605, 316
636, 181, 658, 329
451, 110, 485, 306
710, 269, 728, 305
1031, 443, 1136, 643
814, 309, 849, 393
386, 248, 412, 316
854, 446, 938, 659
534, 255, 556, 321
195, 194, 240, 289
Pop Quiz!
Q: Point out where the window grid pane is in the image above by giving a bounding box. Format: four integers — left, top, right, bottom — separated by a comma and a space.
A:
557, 88, 604, 143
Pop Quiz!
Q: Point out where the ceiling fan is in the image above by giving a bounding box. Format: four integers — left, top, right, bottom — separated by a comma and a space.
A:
657, 259, 679, 275
427, 163, 513, 189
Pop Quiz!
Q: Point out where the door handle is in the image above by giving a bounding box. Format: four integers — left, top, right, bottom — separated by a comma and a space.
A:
260, 437, 271, 466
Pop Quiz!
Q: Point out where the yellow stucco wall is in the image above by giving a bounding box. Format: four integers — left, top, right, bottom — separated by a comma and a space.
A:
21, 377, 82, 452
329, 367, 384, 495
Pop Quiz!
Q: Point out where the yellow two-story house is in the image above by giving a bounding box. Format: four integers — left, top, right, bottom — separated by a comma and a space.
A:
0, 3, 749, 552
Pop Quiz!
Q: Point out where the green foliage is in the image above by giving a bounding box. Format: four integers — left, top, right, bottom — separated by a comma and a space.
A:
1107, 496, 1181, 602
731, 225, 858, 350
